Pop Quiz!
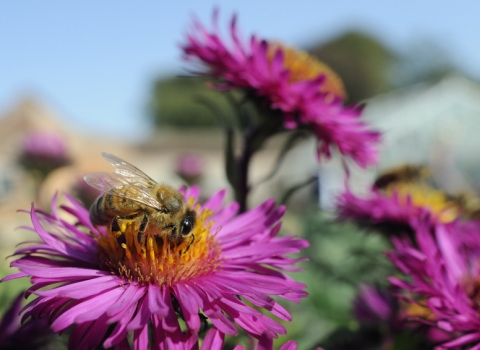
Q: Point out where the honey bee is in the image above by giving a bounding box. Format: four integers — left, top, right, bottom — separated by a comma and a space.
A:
373, 164, 430, 190
84, 152, 196, 247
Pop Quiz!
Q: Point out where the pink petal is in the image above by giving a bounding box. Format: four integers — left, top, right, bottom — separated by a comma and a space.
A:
201, 328, 225, 350
133, 323, 149, 350
279, 340, 298, 350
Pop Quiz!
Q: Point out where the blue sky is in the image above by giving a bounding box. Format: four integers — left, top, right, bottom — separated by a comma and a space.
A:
1, 1, 479, 142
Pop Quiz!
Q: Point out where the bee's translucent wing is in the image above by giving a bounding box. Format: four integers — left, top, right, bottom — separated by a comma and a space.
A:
84, 153, 162, 210
101, 152, 157, 183
84, 172, 162, 210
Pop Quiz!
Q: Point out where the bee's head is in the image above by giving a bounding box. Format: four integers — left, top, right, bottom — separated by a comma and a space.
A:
180, 210, 196, 236
162, 209, 196, 242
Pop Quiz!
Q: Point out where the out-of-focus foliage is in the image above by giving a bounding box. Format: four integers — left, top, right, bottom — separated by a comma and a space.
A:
308, 31, 396, 103
284, 209, 393, 349
148, 76, 233, 128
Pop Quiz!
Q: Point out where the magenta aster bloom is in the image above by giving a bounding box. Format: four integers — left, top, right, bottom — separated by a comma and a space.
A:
387, 220, 480, 349
2, 188, 308, 349
19, 131, 70, 175
182, 12, 380, 167
176, 153, 204, 184
352, 284, 398, 327
0, 291, 54, 349
21, 131, 69, 159
337, 183, 461, 235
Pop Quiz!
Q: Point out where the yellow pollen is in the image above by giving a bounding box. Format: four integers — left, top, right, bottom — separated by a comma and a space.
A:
94, 205, 222, 286
267, 42, 346, 99
401, 300, 437, 322
384, 183, 460, 223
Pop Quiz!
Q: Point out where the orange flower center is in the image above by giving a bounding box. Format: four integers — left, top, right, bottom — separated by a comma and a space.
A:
95, 201, 222, 286
267, 42, 346, 99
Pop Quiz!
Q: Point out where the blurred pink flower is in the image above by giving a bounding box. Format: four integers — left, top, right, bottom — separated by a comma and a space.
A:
0, 292, 54, 349
352, 285, 397, 327
19, 131, 70, 174
337, 183, 461, 236
182, 12, 380, 167
176, 153, 204, 184
21, 131, 69, 160
2, 188, 308, 349
388, 220, 480, 349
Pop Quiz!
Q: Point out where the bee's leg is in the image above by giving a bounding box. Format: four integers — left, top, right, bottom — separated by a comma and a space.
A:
184, 234, 195, 254
111, 216, 121, 232
113, 214, 139, 246
154, 236, 165, 247
137, 215, 148, 246
112, 217, 126, 246
161, 224, 177, 247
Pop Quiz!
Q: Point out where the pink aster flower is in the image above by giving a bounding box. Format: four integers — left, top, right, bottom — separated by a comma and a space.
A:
0, 291, 54, 349
352, 284, 398, 327
19, 131, 70, 174
2, 188, 308, 349
387, 220, 480, 349
182, 11, 380, 167
176, 153, 204, 185
337, 183, 461, 236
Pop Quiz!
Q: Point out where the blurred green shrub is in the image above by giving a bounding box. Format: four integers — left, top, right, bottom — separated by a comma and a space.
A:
148, 76, 233, 128
284, 209, 393, 349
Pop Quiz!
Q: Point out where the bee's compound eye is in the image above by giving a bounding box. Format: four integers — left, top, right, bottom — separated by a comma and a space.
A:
181, 218, 193, 236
